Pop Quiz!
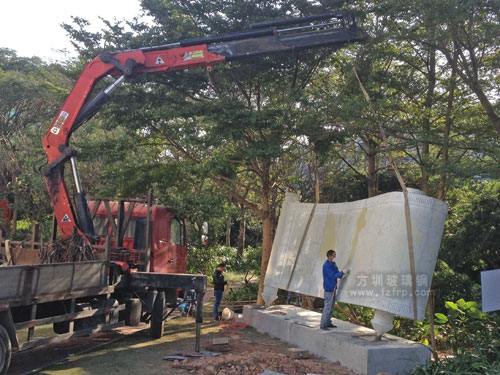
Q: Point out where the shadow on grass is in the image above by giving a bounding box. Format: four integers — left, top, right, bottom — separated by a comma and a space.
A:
37, 309, 226, 375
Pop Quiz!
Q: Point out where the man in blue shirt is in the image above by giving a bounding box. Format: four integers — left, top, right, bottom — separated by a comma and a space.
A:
320, 249, 349, 330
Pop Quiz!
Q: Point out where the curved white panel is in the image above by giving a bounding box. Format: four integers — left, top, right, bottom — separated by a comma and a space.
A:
263, 190, 448, 321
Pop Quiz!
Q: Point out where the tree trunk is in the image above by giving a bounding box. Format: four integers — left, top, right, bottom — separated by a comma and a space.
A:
438, 56, 456, 201
471, 81, 500, 139
301, 295, 314, 309
257, 214, 273, 305
313, 158, 320, 203
257, 184, 274, 304
457, 60, 500, 139
442, 43, 500, 140
366, 143, 377, 198
11, 179, 18, 235
420, 46, 436, 196
237, 214, 245, 257
225, 215, 231, 247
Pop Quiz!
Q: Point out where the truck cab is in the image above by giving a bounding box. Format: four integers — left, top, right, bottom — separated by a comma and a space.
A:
88, 201, 187, 274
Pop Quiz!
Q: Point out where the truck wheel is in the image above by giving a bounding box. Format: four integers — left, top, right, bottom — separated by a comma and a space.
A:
151, 291, 165, 339
53, 321, 69, 334
125, 298, 141, 326
0, 324, 12, 375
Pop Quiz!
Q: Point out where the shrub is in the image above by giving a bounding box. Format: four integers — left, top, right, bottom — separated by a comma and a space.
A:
432, 259, 476, 314
411, 322, 500, 374
410, 299, 500, 374
224, 282, 259, 302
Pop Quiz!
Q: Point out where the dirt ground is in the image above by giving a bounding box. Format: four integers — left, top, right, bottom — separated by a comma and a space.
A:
10, 303, 357, 375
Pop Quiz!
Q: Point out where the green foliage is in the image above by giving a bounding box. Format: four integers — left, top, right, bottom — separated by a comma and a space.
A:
411, 311, 500, 375
391, 297, 490, 348
333, 303, 374, 327
224, 282, 259, 302
441, 298, 489, 350
441, 180, 500, 280
187, 244, 234, 276
390, 314, 443, 346
0, 49, 73, 239
225, 246, 262, 285
432, 259, 476, 313
187, 244, 261, 287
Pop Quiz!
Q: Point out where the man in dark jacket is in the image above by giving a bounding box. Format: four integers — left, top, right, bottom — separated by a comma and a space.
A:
320, 249, 349, 330
213, 262, 227, 321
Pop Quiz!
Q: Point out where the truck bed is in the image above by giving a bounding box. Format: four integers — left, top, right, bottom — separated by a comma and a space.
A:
0, 261, 110, 308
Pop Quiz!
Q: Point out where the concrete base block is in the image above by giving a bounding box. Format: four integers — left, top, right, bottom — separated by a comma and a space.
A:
244, 305, 431, 375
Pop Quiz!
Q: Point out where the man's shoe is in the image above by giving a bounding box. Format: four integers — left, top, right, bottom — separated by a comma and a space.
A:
327, 323, 337, 328
320, 326, 330, 330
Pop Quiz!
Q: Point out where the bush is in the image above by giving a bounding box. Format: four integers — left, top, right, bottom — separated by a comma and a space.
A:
224, 282, 259, 302
432, 260, 476, 314
439, 298, 489, 350
225, 246, 261, 285
410, 299, 500, 374
411, 319, 500, 374
390, 315, 443, 346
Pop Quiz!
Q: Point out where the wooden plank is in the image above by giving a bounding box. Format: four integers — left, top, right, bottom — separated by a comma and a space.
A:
90, 200, 101, 219
30, 224, 40, 252
105, 235, 111, 262
5, 239, 12, 265
15, 304, 125, 330
103, 201, 118, 238
120, 202, 136, 244
19, 321, 125, 351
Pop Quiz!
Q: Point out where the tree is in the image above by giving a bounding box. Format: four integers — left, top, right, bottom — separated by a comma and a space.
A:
381, 0, 500, 141
0, 49, 71, 234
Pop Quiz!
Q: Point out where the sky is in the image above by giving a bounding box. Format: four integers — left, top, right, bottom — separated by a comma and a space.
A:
0, 0, 148, 61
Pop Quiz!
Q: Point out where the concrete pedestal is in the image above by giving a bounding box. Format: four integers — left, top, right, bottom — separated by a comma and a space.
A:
244, 305, 431, 375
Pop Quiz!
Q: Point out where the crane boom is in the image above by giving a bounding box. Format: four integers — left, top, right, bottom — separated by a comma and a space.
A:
42, 11, 364, 240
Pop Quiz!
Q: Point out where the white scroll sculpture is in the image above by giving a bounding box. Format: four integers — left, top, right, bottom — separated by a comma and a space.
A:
262, 189, 448, 335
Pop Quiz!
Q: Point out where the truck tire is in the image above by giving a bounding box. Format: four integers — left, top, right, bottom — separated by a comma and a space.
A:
53, 321, 70, 334
125, 298, 141, 326
151, 291, 165, 339
0, 324, 11, 375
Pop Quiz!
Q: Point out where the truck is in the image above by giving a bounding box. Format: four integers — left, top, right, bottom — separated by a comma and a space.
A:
0, 11, 364, 374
